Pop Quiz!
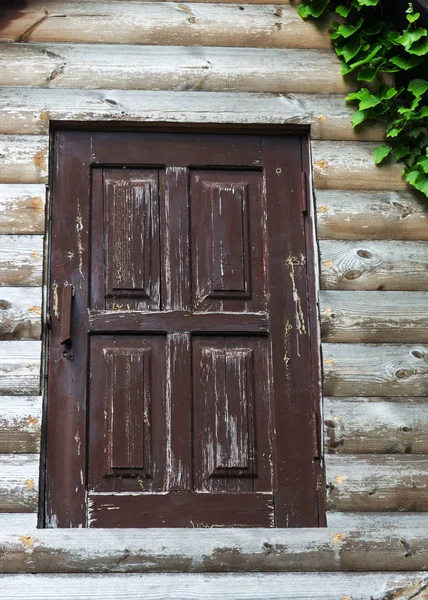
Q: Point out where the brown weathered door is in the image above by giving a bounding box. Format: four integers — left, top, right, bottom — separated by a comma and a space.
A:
45, 130, 323, 528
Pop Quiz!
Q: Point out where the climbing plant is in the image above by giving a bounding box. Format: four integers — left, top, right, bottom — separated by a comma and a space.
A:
297, 0, 428, 196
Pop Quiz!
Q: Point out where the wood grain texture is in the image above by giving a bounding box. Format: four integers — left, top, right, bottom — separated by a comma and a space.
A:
0, 3, 332, 49
324, 397, 428, 454
315, 190, 428, 240
0, 44, 350, 94
320, 240, 428, 291
320, 291, 428, 343
0, 136, 48, 184
312, 142, 407, 191
0, 236, 44, 287
0, 454, 39, 512
3, 527, 428, 572
0, 341, 41, 395
0, 185, 45, 235
0, 396, 42, 453
326, 454, 428, 512
322, 343, 428, 397
0, 288, 42, 340
327, 511, 428, 529
0, 87, 385, 141
0, 513, 37, 531
1, 573, 428, 599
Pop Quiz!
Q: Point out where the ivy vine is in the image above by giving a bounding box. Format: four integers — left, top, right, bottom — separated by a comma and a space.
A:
297, 0, 428, 197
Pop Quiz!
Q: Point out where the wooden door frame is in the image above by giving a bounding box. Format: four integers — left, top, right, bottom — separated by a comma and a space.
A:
40, 123, 325, 528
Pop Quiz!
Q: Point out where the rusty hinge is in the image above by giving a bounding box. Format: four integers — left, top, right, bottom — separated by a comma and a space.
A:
311, 411, 321, 460
299, 171, 309, 215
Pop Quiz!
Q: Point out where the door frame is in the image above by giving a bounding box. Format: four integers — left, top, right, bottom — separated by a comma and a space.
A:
40, 123, 325, 528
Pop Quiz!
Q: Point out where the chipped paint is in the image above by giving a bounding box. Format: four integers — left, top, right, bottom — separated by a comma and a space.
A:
334, 532, 346, 544
315, 159, 328, 169
18, 535, 34, 549
334, 475, 348, 487
74, 431, 81, 456
52, 281, 59, 318
24, 478, 34, 491
317, 205, 329, 213
286, 255, 307, 341
27, 416, 38, 427
76, 201, 85, 289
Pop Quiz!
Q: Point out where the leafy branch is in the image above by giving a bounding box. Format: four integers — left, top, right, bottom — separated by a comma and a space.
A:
298, 0, 428, 196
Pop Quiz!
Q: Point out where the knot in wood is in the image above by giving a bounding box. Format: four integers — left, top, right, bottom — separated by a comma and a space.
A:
344, 269, 362, 280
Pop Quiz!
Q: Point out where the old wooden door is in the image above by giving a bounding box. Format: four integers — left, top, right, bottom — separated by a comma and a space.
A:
45, 130, 323, 528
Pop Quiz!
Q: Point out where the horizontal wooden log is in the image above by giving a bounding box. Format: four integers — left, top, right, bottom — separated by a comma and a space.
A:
0, 136, 48, 184
326, 454, 428, 512
0, 184, 45, 235
0, 3, 332, 49
0, 237, 43, 287
322, 343, 428, 397
0, 44, 350, 94
312, 142, 407, 191
320, 240, 428, 291
3, 526, 428, 573
315, 190, 428, 240
1, 573, 428, 599
0, 396, 42, 453
0, 512, 37, 531
0, 454, 39, 512
320, 291, 428, 343
0, 288, 42, 340
327, 511, 428, 530
0, 341, 41, 395
0, 88, 385, 142
323, 397, 428, 454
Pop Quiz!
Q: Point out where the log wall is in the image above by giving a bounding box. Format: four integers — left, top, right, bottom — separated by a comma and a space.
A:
0, 0, 427, 595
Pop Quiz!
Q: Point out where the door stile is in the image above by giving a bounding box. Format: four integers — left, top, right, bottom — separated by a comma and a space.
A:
263, 135, 319, 527
45, 131, 92, 527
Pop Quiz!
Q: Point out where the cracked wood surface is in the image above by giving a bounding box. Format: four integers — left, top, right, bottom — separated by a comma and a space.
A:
0, 3, 332, 48
0, 185, 45, 235
0, 341, 41, 395
0, 573, 427, 599
0, 136, 48, 184
0, 396, 42, 453
0, 287, 42, 340
326, 455, 428, 512
324, 397, 428, 454
0, 454, 39, 512
315, 190, 428, 240
0, 236, 44, 287
320, 291, 428, 343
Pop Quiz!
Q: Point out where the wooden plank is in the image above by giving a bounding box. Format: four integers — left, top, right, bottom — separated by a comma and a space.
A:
0, 237, 44, 287
0, 573, 427, 599
0, 341, 41, 395
0, 3, 332, 49
0, 184, 45, 235
327, 511, 428, 530
326, 454, 428, 512
3, 527, 428, 573
312, 142, 407, 191
320, 240, 428, 291
0, 44, 349, 94
324, 397, 428, 454
0, 88, 385, 141
320, 291, 428, 343
315, 190, 428, 240
323, 343, 428, 397
0, 396, 42, 453
0, 513, 37, 531
0, 454, 39, 512
0, 136, 48, 184
0, 288, 42, 340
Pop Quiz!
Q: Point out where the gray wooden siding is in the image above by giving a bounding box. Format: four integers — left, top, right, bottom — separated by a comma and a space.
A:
0, 1, 427, 594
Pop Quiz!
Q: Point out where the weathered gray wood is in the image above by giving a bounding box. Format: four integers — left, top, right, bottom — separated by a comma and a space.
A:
324, 397, 428, 454
0, 44, 350, 94
0, 185, 45, 235
1, 573, 428, 600
0, 341, 41, 395
327, 511, 428, 530
3, 527, 428, 573
0, 136, 48, 184
0, 237, 44, 287
0, 513, 37, 531
0, 288, 42, 340
315, 190, 428, 240
0, 3, 332, 49
0, 87, 384, 141
320, 291, 428, 343
312, 142, 407, 191
326, 455, 428, 512
322, 343, 428, 397
320, 241, 428, 291
0, 396, 42, 453
0, 454, 39, 512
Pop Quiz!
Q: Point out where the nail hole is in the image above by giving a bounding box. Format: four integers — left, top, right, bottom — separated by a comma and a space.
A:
357, 249, 372, 259
344, 270, 362, 280
0, 300, 11, 310
412, 350, 424, 359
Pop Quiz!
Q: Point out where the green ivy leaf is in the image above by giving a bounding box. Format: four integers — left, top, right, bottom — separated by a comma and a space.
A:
417, 156, 428, 174
336, 5, 352, 18
407, 12, 421, 24
357, 67, 377, 82
336, 19, 364, 39
408, 79, 428, 97
297, 0, 330, 19
390, 55, 423, 70
374, 145, 392, 164
351, 110, 367, 127
396, 28, 427, 51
